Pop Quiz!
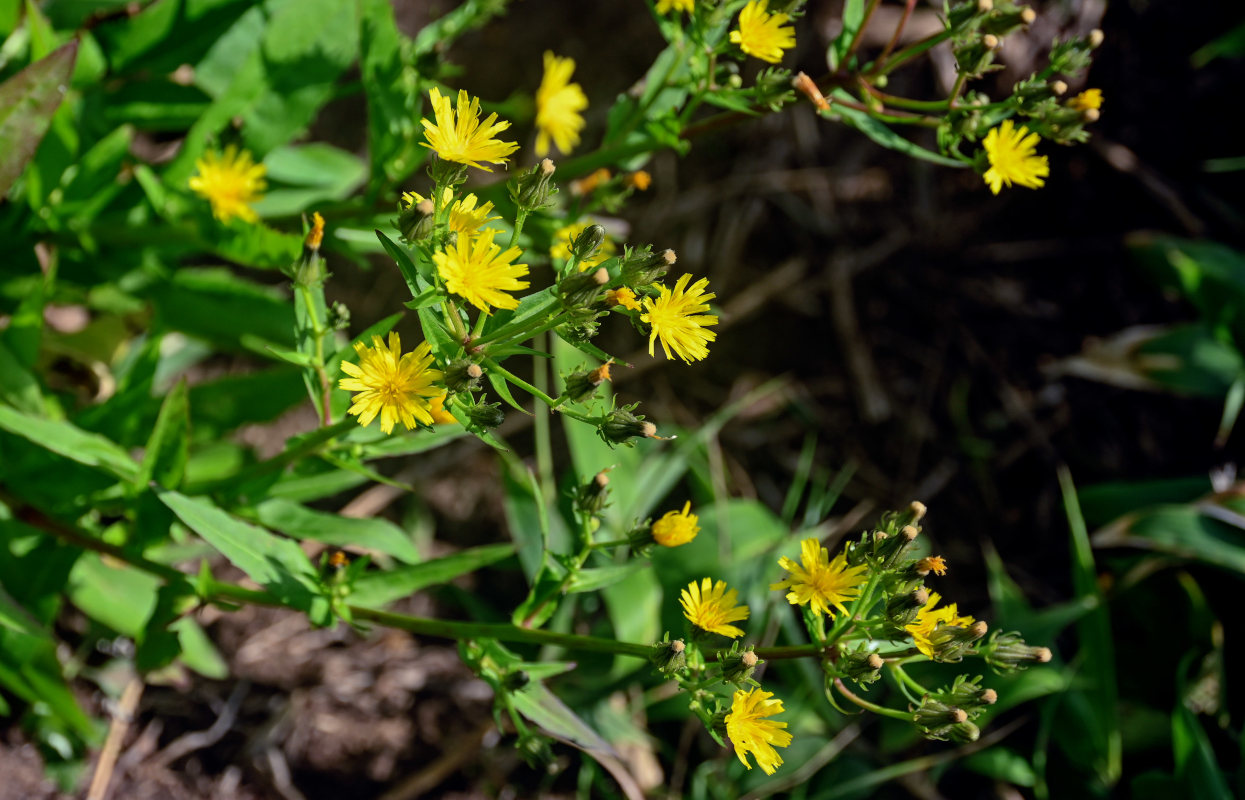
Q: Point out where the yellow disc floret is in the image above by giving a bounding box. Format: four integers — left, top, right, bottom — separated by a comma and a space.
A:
338, 333, 444, 435
982, 119, 1050, 195
188, 145, 267, 224
640, 274, 719, 363
651, 501, 700, 547
535, 52, 588, 157
680, 578, 749, 638
770, 538, 869, 618
725, 688, 793, 775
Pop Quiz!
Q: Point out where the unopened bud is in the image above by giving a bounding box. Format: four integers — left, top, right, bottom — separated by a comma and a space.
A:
928, 620, 987, 662
427, 153, 468, 188
720, 646, 762, 684
328, 550, 348, 568
886, 589, 929, 626
944, 720, 981, 743
977, 0, 992, 10
652, 637, 688, 675
1082, 108, 1100, 123
1020, 7, 1036, 23
1089, 29, 1104, 48
572, 224, 607, 263
1051, 80, 1068, 95
575, 468, 612, 517
982, 631, 1052, 673
936, 677, 997, 710
599, 405, 662, 447
562, 361, 613, 402
913, 698, 967, 732
558, 268, 609, 310
842, 650, 885, 684
509, 158, 558, 211
983, 33, 1000, 50
444, 359, 483, 393
465, 399, 504, 429
621, 246, 676, 288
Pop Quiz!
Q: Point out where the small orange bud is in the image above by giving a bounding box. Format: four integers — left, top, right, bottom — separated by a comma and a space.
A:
306, 212, 325, 250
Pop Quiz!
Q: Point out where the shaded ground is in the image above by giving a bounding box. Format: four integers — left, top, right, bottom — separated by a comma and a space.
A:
5, 0, 1243, 796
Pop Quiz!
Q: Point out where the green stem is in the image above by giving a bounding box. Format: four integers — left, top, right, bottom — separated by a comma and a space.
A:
472, 301, 561, 349
589, 538, 632, 550
868, 28, 955, 77
826, 571, 880, 645
833, 678, 912, 721
508, 208, 529, 251
483, 358, 597, 424
532, 332, 554, 506
888, 662, 930, 697
296, 283, 333, 426
195, 418, 357, 494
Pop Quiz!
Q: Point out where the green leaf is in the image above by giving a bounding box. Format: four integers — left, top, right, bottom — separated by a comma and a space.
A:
348, 543, 515, 609
487, 368, 530, 415
568, 562, 644, 594
148, 268, 296, 352
828, 0, 865, 70
158, 490, 324, 614
141, 379, 190, 489
829, 89, 966, 168
1059, 467, 1122, 786
252, 143, 367, 217
0, 405, 139, 482
254, 498, 420, 564
602, 568, 660, 677
1172, 695, 1233, 798
359, 0, 420, 186
376, 229, 425, 295
1092, 500, 1245, 576
1079, 475, 1213, 529
0, 39, 77, 195
0, 337, 44, 414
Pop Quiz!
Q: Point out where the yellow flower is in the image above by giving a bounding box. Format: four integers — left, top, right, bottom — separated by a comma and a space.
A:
652, 501, 699, 547
982, 119, 1050, 195
917, 555, 948, 576
433, 228, 530, 314
402, 189, 500, 236
535, 52, 588, 157
551, 221, 616, 270
626, 170, 652, 191
420, 88, 519, 171
770, 538, 868, 618
656, 0, 694, 14
905, 591, 975, 658
570, 167, 612, 196
729, 0, 796, 64
725, 688, 793, 775
680, 578, 749, 638
1067, 88, 1103, 111
188, 145, 266, 224
606, 287, 642, 311
640, 273, 719, 363
339, 333, 444, 435
429, 392, 459, 425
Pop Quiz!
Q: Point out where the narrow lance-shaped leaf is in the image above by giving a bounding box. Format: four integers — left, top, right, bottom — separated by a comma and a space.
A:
0, 40, 78, 195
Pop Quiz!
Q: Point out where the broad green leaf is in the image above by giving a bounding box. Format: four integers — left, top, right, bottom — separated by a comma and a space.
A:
0, 405, 139, 481
158, 490, 324, 614
148, 268, 295, 352
602, 568, 660, 676
568, 562, 644, 594
1080, 476, 1213, 528
349, 543, 515, 609
351, 424, 465, 459
141, 379, 190, 489
254, 498, 420, 564
253, 143, 367, 217
359, 0, 420, 186
961, 748, 1038, 788
95, 0, 252, 74
0, 337, 44, 414
0, 39, 77, 195
1092, 500, 1245, 576
828, 0, 865, 70
188, 365, 306, 439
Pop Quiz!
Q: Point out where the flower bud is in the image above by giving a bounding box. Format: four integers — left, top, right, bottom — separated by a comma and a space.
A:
981, 630, 1052, 674
563, 361, 613, 403
1089, 29, 1104, 48
443, 359, 483, 393
936, 677, 998, 711
509, 158, 558, 212
627, 520, 657, 555
598, 404, 662, 447
877, 525, 919, 568
913, 697, 968, 733
652, 637, 688, 676
328, 301, 351, 331
571, 224, 606, 264
427, 153, 468, 188
944, 720, 981, 743
398, 195, 436, 243
928, 620, 988, 663
575, 469, 612, 517
1051, 80, 1068, 95
293, 212, 327, 286
557, 265, 610, 311
516, 730, 555, 770
621, 245, 676, 288
1081, 108, 1100, 123
886, 588, 929, 627
841, 650, 884, 685
719, 646, 761, 685
466, 399, 505, 429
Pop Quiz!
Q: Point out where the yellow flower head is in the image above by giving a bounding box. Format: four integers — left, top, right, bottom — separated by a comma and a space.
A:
626, 170, 652, 191
656, 0, 694, 14
917, 555, 948, 576
905, 591, 975, 658
640, 274, 719, 363
339, 333, 444, 435
433, 228, 531, 314
188, 145, 266, 224
403, 189, 500, 236
652, 501, 700, 547
729, 0, 796, 64
606, 287, 642, 311
982, 119, 1050, 195
429, 391, 459, 425
536, 52, 588, 157
680, 578, 749, 638
1067, 88, 1103, 111
551, 220, 616, 270
420, 88, 519, 171
725, 688, 793, 775
770, 538, 869, 618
